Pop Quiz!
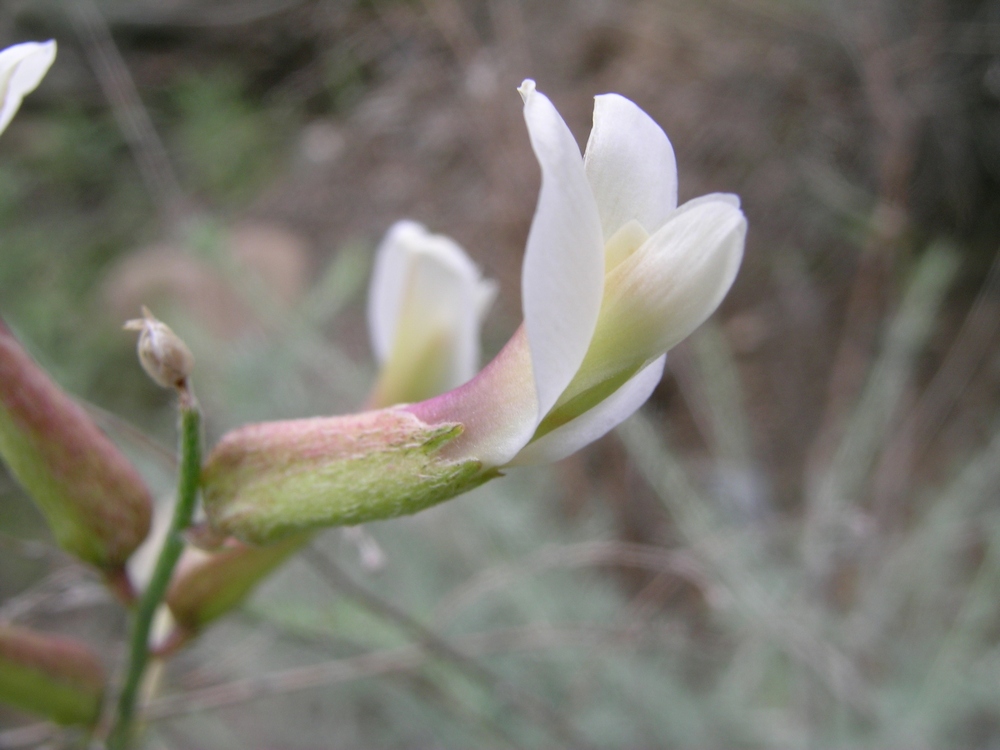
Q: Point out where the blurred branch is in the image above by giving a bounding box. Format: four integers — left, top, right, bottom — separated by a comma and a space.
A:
0, 566, 110, 623
81, 399, 178, 473
847, 422, 1000, 657
386, 672, 532, 750
65, 0, 190, 230
618, 413, 877, 720
301, 546, 599, 750
872, 246, 1000, 521
803, 243, 960, 575
0, 723, 58, 750
240, 611, 530, 750
432, 540, 712, 629
905, 517, 1000, 743
146, 623, 681, 721
811, 1, 944, 472
0, 530, 57, 561
110, 0, 309, 28
418, 0, 480, 65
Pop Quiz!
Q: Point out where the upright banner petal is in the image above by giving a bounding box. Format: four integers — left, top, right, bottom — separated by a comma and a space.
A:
584, 93, 678, 240
519, 80, 605, 420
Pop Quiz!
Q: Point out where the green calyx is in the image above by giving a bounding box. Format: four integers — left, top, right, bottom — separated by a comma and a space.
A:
167, 532, 313, 631
0, 627, 104, 727
0, 323, 152, 571
202, 408, 496, 545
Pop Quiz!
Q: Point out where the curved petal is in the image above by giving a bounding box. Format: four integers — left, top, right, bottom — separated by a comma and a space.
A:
625, 198, 746, 356
561, 197, 745, 402
0, 41, 56, 136
519, 80, 605, 421
584, 93, 677, 240
670, 192, 740, 217
509, 354, 666, 466
367, 220, 416, 364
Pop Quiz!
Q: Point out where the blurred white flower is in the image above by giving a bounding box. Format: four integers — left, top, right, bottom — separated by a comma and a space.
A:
368, 220, 496, 407
0, 41, 56, 136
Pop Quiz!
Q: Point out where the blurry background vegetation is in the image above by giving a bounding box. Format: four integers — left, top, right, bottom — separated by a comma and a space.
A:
2, 0, 1000, 747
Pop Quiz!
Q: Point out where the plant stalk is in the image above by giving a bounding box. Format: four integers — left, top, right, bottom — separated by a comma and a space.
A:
107, 393, 201, 749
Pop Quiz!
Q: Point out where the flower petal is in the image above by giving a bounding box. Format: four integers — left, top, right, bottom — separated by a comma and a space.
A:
367, 221, 414, 365
518, 80, 605, 421
509, 354, 666, 466
367, 221, 496, 406
584, 93, 678, 240
0, 41, 56, 136
670, 192, 740, 216
560, 197, 745, 403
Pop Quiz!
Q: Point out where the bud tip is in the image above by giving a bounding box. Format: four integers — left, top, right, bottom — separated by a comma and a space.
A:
124, 306, 194, 393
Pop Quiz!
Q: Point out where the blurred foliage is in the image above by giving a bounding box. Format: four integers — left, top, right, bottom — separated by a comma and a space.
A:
171, 70, 285, 203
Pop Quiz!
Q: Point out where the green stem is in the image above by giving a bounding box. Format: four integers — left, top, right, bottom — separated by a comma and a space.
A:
107, 396, 201, 750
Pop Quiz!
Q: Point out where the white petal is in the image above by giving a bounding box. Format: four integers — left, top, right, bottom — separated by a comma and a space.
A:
518, 80, 605, 421
634, 198, 746, 355
0, 41, 56, 136
368, 220, 496, 406
670, 192, 740, 216
564, 197, 745, 400
368, 220, 422, 364
584, 93, 677, 240
607, 198, 745, 358
510, 354, 666, 466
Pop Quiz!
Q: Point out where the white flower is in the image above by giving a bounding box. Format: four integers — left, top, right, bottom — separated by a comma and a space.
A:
0, 41, 56, 136
199, 81, 746, 545
409, 80, 746, 466
367, 220, 496, 407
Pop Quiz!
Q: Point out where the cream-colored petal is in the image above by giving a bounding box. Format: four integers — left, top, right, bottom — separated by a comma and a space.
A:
0, 41, 55, 136
559, 197, 746, 404
670, 192, 740, 216
584, 93, 677, 240
518, 80, 605, 421
510, 354, 665, 466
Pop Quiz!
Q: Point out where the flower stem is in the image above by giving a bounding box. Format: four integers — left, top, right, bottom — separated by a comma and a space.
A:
107, 394, 201, 750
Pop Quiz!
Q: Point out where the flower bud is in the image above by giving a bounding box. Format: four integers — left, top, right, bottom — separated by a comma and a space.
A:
367, 220, 496, 406
202, 409, 493, 545
123, 307, 194, 391
0, 625, 105, 726
166, 532, 310, 636
0, 319, 153, 572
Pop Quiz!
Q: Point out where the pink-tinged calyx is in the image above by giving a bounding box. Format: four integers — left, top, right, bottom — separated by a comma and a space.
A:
0, 319, 153, 571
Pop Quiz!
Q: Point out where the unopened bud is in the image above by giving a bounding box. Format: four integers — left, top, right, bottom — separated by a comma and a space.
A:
166, 532, 310, 636
0, 625, 105, 726
0, 318, 153, 573
124, 307, 194, 391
